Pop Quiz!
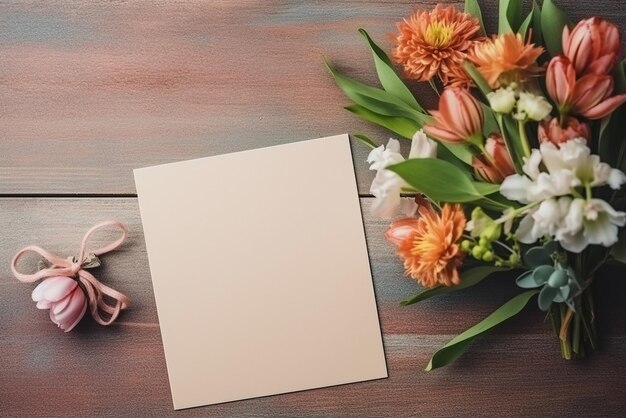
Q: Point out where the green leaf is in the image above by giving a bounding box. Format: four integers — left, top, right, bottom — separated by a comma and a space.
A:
518, 8, 534, 38
387, 158, 497, 203
463, 61, 492, 99
401, 266, 503, 306
498, 0, 513, 34
358, 29, 424, 112
325, 59, 430, 124
481, 103, 500, 137
531, 1, 543, 46
352, 133, 377, 149
436, 142, 474, 171
442, 142, 474, 165
506, 0, 523, 33
464, 0, 486, 36
426, 290, 538, 371
473, 182, 501, 196
345, 104, 420, 139
541, 0, 570, 56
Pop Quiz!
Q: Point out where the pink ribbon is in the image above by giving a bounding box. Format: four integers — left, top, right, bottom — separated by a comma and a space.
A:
11, 220, 129, 326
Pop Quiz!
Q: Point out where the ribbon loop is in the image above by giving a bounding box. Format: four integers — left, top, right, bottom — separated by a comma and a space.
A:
11, 221, 129, 327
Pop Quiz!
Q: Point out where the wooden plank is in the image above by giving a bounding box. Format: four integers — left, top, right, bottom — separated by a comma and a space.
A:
1, 198, 625, 416
2, 1, 625, 195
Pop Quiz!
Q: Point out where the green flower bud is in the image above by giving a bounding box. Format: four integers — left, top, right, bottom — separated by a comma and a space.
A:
509, 253, 520, 265
472, 246, 485, 259
482, 251, 494, 262
461, 240, 473, 252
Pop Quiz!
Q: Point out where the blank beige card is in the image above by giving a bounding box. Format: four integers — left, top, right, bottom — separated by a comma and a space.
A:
134, 134, 387, 409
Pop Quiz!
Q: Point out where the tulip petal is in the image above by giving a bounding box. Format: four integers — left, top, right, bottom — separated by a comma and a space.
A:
53, 288, 86, 326
36, 299, 53, 310
581, 93, 626, 120
40, 276, 78, 303
62, 292, 88, 332
52, 292, 73, 315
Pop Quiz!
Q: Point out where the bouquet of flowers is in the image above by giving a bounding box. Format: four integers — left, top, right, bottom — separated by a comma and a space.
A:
327, 0, 626, 370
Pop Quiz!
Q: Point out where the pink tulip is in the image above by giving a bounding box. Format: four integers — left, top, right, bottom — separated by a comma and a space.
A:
563, 18, 621, 75
385, 218, 420, 246
538, 117, 591, 146
546, 56, 626, 120
31, 276, 87, 332
425, 87, 484, 144
472, 134, 515, 183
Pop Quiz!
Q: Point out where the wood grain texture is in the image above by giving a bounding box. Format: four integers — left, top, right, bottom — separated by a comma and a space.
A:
1, 199, 625, 416
3, 0, 626, 416
2, 0, 626, 195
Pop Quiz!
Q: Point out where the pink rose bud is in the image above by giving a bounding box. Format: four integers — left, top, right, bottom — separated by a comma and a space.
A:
538, 117, 591, 146
31, 276, 88, 332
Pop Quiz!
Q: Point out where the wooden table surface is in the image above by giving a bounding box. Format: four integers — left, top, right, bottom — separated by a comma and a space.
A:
2, 1, 625, 416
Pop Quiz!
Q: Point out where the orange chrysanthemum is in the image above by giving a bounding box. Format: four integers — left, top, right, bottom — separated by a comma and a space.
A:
386, 203, 466, 288
392, 5, 482, 86
469, 32, 544, 88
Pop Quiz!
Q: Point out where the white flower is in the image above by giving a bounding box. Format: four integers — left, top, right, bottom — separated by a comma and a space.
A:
556, 199, 626, 252
409, 129, 437, 159
516, 197, 572, 243
367, 139, 406, 218
514, 92, 553, 121
500, 174, 533, 203
488, 87, 517, 114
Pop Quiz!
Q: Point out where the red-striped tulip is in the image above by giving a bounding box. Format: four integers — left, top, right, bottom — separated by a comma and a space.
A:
472, 134, 515, 184
546, 56, 626, 120
425, 87, 484, 145
538, 117, 591, 146
563, 18, 621, 75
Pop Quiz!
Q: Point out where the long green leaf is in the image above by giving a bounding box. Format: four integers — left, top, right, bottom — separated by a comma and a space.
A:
518, 8, 534, 38
463, 61, 492, 99
345, 104, 420, 139
387, 158, 498, 203
541, 0, 570, 56
611, 230, 626, 265
531, 1, 543, 46
426, 290, 538, 371
613, 58, 626, 94
441, 142, 474, 165
506, 0, 523, 33
401, 266, 503, 306
464, 0, 486, 36
352, 133, 377, 149
325, 59, 430, 123
358, 29, 423, 112
498, 0, 513, 33
481, 103, 500, 137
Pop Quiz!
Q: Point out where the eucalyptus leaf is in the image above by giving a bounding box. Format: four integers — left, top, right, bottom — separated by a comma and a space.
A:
387, 158, 496, 203
464, 0, 486, 36
352, 133, 377, 149
345, 104, 420, 139
358, 29, 423, 111
541, 0, 570, 56
401, 266, 504, 306
426, 290, 538, 370
532, 265, 556, 285
515, 270, 537, 288
538, 286, 558, 311
524, 246, 553, 267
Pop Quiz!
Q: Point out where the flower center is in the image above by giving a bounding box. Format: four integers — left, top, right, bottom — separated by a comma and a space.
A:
424, 22, 454, 48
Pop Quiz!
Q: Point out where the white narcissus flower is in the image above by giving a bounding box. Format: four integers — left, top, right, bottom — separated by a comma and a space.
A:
514, 92, 553, 121
367, 138, 406, 218
410, 129, 437, 159
487, 87, 517, 114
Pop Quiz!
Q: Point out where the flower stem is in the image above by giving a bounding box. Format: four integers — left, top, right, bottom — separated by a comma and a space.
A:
517, 120, 532, 158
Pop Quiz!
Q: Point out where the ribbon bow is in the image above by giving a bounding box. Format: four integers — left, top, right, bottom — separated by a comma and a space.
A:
11, 220, 129, 326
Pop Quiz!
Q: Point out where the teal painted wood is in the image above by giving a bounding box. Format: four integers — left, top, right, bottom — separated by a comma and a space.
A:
0, 198, 625, 416
2, 1, 625, 194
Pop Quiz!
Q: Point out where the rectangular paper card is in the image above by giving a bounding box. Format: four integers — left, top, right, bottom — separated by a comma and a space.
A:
134, 134, 387, 409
